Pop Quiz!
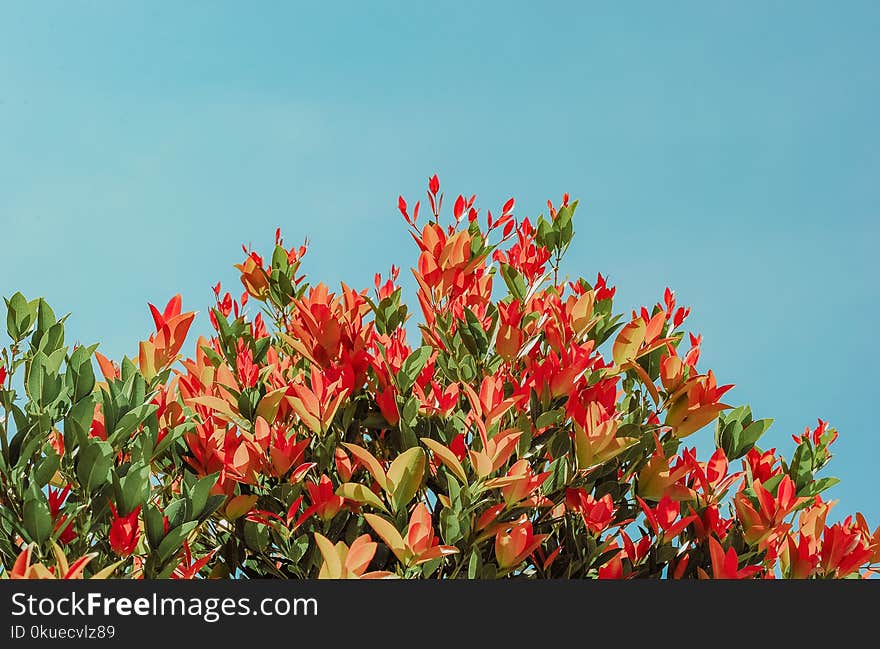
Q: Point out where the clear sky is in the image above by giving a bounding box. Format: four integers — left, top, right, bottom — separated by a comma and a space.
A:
1, 2, 878, 522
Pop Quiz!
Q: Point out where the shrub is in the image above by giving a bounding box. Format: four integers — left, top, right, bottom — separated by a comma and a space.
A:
1, 176, 877, 579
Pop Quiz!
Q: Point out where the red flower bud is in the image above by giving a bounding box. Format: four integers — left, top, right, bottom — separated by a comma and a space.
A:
108, 504, 141, 557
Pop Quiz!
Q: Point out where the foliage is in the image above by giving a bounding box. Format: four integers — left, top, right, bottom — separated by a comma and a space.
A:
1, 176, 877, 579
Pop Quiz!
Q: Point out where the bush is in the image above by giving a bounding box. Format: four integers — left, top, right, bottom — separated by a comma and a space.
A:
1, 176, 877, 579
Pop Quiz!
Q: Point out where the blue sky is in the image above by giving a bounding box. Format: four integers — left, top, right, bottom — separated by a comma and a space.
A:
1, 2, 878, 522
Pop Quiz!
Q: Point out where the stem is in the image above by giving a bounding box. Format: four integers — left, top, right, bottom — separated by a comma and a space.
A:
448, 553, 468, 579
0, 346, 15, 464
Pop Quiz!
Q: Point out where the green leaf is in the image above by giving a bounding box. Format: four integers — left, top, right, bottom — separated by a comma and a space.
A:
28, 299, 61, 353
22, 487, 53, 545
64, 396, 95, 451
69, 344, 97, 402
440, 507, 467, 545
8, 421, 33, 468
35, 299, 57, 336
401, 396, 419, 428
535, 409, 562, 430
243, 519, 269, 553
5, 292, 37, 342
145, 506, 166, 549
789, 442, 814, 491
468, 548, 482, 579
109, 403, 158, 446
398, 398, 420, 450
735, 419, 773, 459
36, 323, 66, 357
157, 521, 199, 563
554, 200, 577, 247
516, 423, 533, 459
36, 349, 67, 406
76, 438, 114, 493
271, 243, 291, 273
398, 346, 433, 394
200, 495, 225, 522
460, 308, 489, 359
153, 421, 192, 458
25, 348, 66, 406
542, 457, 570, 495
715, 405, 772, 460
535, 215, 557, 250
34, 448, 61, 487
715, 417, 742, 458
798, 476, 840, 498
164, 499, 186, 529
188, 473, 219, 520
446, 473, 464, 509
99, 389, 119, 439
25, 352, 48, 404
289, 535, 310, 564
119, 462, 151, 515
134, 421, 155, 463
760, 473, 785, 496
499, 264, 527, 301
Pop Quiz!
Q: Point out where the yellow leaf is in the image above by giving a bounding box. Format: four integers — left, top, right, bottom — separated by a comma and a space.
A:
666, 376, 695, 403
364, 513, 408, 564
666, 402, 730, 438
469, 450, 493, 479
321, 389, 349, 433
255, 387, 287, 423
342, 443, 388, 491
336, 482, 388, 513
189, 395, 238, 421
207, 563, 231, 579
314, 533, 343, 579
49, 470, 66, 488
30, 564, 55, 579
421, 438, 468, 484
278, 332, 318, 365
634, 335, 681, 360
225, 495, 258, 521
50, 541, 69, 577
386, 447, 426, 512
573, 420, 638, 470
481, 475, 523, 489
573, 426, 595, 469
138, 340, 157, 382
90, 561, 122, 580
612, 318, 647, 366
570, 291, 595, 334
286, 395, 322, 435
